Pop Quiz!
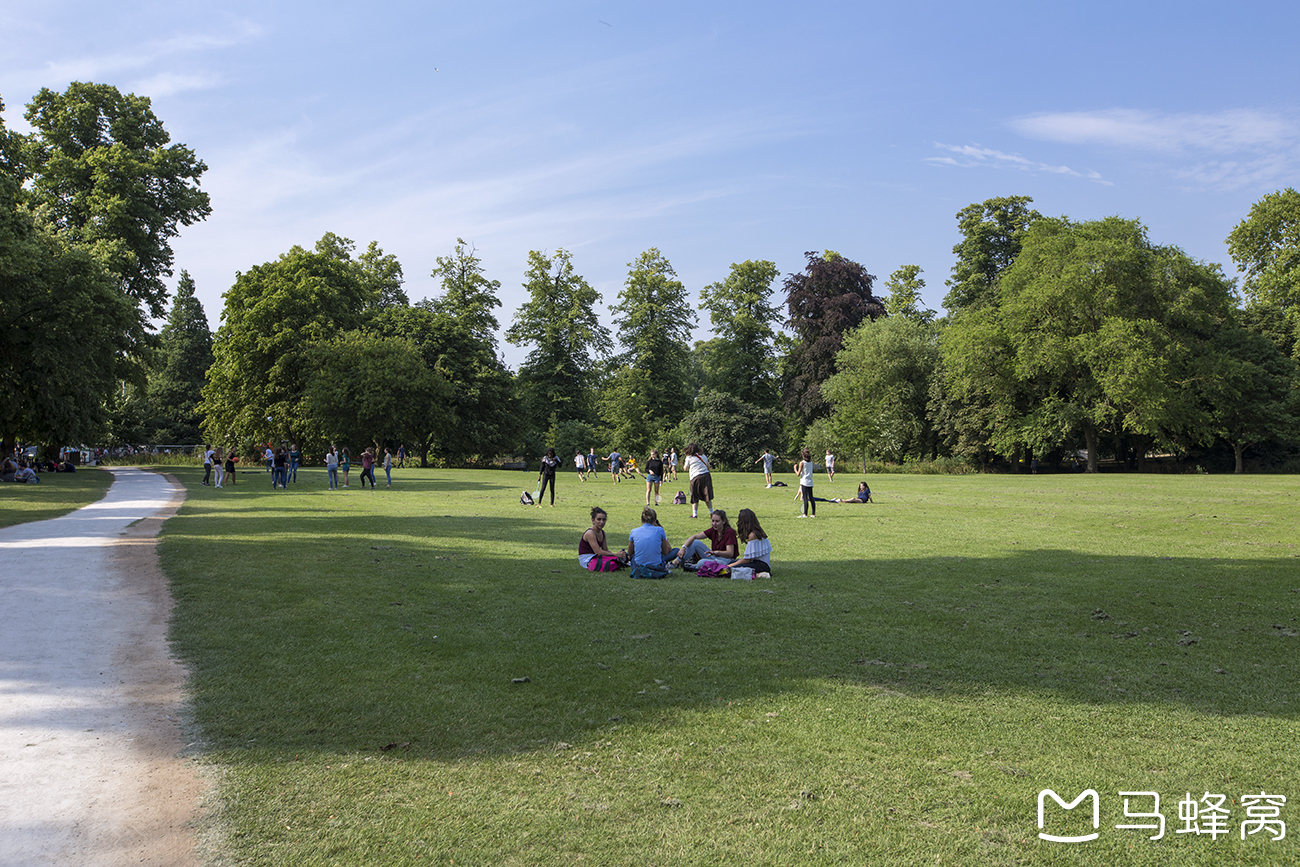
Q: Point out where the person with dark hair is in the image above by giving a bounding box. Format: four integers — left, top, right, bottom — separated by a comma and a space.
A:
224, 449, 238, 486
675, 509, 737, 568
728, 508, 772, 578
272, 448, 289, 488
360, 448, 377, 489
537, 448, 561, 506
340, 447, 351, 487
835, 481, 874, 503
644, 449, 665, 506
794, 448, 817, 517
579, 507, 627, 571
683, 443, 713, 519
755, 448, 778, 487
201, 445, 214, 486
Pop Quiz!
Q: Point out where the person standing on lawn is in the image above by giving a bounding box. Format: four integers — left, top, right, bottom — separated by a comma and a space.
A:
605, 449, 622, 483
683, 443, 713, 519
537, 448, 561, 506
384, 448, 394, 487
825, 449, 835, 482
795, 449, 818, 517
644, 449, 665, 506
755, 448, 777, 487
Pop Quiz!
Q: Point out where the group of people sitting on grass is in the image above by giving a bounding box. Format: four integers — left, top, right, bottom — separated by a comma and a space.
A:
2, 456, 43, 483
578, 506, 771, 580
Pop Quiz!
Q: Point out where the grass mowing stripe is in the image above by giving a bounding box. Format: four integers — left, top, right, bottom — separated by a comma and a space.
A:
163, 468, 1300, 865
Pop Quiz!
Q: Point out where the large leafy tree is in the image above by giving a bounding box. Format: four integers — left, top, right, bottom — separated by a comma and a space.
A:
675, 391, 782, 471
314, 232, 409, 309
883, 265, 936, 324
781, 251, 886, 423
699, 259, 781, 408
603, 248, 696, 450
1227, 188, 1300, 355
943, 216, 1235, 471
21, 82, 211, 319
943, 196, 1041, 313
201, 238, 375, 449
427, 238, 502, 349
506, 249, 611, 430
0, 155, 139, 453
302, 332, 449, 453
822, 314, 941, 463
140, 271, 213, 443
1200, 325, 1298, 472
370, 305, 517, 464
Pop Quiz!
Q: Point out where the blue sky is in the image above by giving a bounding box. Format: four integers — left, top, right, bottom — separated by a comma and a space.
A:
4, 1, 1298, 366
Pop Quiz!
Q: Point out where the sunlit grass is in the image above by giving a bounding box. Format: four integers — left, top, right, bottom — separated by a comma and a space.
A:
163, 468, 1300, 865
0, 466, 112, 529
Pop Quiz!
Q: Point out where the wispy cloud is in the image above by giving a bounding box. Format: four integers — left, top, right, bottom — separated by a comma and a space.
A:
13, 20, 262, 96
1007, 108, 1300, 191
1010, 108, 1298, 153
925, 143, 1110, 184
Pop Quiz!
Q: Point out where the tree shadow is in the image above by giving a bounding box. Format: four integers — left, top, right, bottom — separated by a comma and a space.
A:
157, 511, 1300, 760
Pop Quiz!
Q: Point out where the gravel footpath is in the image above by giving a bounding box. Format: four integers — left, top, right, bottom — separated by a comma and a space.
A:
0, 467, 203, 867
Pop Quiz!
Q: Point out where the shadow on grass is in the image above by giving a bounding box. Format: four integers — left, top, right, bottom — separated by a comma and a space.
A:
158, 508, 1300, 760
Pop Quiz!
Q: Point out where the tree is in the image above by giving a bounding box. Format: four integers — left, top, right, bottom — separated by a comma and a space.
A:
314, 233, 408, 309
1, 128, 140, 452
201, 237, 376, 449
943, 196, 1041, 313
21, 82, 211, 318
822, 314, 941, 463
883, 265, 936, 324
427, 238, 502, 348
1201, 325, 1298, 472
302, 332, 450, 452
1227, 188, 1300, 355
675, 391, 782, 471
141, 271, 213, 442
506, 249, 611, 429
699, 259, 781, 407
782, 251, 886, 423
943, 216, 1236, 471
369, 305, 518, 464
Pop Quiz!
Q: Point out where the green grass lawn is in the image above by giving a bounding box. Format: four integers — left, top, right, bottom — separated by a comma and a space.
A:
0, 466, 112, 529
160, 467, 1300, 866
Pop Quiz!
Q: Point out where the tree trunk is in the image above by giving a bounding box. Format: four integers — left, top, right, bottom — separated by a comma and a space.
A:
1234, 442, 1245, 474
1084, 425, 1099, 473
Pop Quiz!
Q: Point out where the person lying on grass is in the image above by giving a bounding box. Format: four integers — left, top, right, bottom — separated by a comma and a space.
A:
835, 481, 873, 503
579, 507, 628, 571
726, 508, 771, 577
673, 509, 737, 569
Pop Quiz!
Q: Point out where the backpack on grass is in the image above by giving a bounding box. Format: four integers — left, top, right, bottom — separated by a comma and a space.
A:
520, 490, 534, 505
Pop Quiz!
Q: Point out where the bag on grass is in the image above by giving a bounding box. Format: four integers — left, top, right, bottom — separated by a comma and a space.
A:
730, 567, 755, 581
672, 490, 687, 504
630, 562, 670, 580
586, 555, 623, 572
520, 490, 535, 505
696, 559, 729, 578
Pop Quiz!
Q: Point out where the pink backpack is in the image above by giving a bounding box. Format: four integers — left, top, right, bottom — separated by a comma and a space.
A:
696, 560, 729, 578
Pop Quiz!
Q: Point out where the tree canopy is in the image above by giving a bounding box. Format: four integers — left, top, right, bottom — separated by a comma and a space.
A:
21, 82, 211, 319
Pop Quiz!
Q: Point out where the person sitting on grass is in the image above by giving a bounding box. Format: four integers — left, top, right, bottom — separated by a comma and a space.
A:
674, 509, 737, 569
726, 508, 772, 579
14, 462, 39, 483
579, 507, 628, 571
628, 507, 679, 575
835, 481, 873, 503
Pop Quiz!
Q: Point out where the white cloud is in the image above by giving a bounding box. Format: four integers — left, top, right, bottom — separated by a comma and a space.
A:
925, 143, 1111, 185
1011, 108, 1298, 153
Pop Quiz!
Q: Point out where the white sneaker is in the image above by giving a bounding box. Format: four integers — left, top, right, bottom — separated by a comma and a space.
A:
756, 572, 771, 580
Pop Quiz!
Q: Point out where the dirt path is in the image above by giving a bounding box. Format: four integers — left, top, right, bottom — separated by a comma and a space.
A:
0, 467, 203, 867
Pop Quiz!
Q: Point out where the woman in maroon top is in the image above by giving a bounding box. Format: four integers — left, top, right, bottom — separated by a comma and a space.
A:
674, 509, 737, 569
578, 507, 627, 571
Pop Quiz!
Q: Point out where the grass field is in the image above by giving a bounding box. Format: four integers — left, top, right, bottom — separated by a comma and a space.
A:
156, 466, 1299, 865
0, 466, 112, 529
